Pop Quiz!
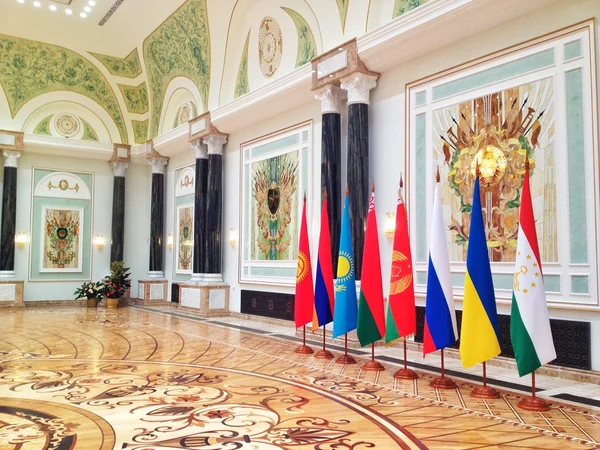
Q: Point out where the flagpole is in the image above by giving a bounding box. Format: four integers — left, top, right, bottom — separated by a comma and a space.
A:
517, 370, 551, 411
471, 361, 500, 398
335, 333, 357, 364
362, 343, 384, 371
295, 325, 314, 354
393, 337, 418, 380
430, 349, 457, 389
314, 325, 334, 359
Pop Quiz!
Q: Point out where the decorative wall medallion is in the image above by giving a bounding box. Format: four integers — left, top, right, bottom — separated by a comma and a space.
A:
54, 113, 80, 137
179, 103, 191, 125
259, 17, 283, 78
47, 179, 79, 193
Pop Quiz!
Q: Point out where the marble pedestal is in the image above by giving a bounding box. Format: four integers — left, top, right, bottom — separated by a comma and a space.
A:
137, 279, 169, 305
179, 282, 229, 317
0, 280, 24, 307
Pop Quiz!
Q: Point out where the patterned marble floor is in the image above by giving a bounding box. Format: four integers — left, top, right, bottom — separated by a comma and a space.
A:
0, 306, 598, 449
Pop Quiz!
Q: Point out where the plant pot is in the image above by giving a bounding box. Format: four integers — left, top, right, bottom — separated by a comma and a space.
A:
86, 298, 98, 307
106, 297, 120, 309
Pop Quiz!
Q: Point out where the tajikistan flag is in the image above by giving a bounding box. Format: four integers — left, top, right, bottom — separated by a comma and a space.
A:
510, 162, 557, 377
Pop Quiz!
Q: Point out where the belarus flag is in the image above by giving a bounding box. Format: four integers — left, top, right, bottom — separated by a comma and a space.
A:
510, 162, 557, 376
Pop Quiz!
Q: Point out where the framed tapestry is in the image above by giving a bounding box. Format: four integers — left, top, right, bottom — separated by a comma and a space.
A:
30, 169, 93, 281
240, 121, 311, 284
406, 20, 599, 308
173, 165, 195, 279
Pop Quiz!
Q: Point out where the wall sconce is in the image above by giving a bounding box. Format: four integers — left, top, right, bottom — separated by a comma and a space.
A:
93, 234, 105, 249
167, 234, 174, 249
383, 212, 396, 239
14, 232, 28, 248
229, 228, 238, 248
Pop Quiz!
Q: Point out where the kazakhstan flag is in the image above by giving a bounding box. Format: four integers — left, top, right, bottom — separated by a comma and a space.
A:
332, 194, 358, 338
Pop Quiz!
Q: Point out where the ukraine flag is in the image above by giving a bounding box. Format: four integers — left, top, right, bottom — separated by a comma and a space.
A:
459, 176, 501, 368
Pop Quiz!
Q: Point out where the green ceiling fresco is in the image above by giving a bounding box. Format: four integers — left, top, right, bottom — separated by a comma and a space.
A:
393, 0, 428, 18
81, 118, 99, 141
118, 82, 149, 114
143, 0, 210, 138
33, 115, 52, 136
281, 7, 317, 68
132, 119, 149, 144
0, 34, 128, 143
234, 31, 251, 99
90, 49, 142, 78
336, 0, 349, 32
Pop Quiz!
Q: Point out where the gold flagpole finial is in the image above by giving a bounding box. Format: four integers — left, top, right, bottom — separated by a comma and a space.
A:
525, 153, 530, 172
371, 180, 375, 193
436, 166, 440, 183
303, 191, 306, 202
345, 184, 349, 197
475, 159, 481, 179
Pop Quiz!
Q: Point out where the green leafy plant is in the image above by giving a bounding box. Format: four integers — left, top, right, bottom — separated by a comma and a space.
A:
74, 281, 103, 300
103, 261, 131, 299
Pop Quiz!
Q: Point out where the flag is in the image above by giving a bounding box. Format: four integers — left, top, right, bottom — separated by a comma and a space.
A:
295, 197, 314, 329
357, 188, 386, 346
385, 184, 416, 344
423, 182, 458, 356
333, 193, 358, 338
312, 194, 335, 330
459, 176, 501, 368
510, 163, 556, 376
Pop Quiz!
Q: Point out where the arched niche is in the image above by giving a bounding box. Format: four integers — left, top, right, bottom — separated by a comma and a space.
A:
159, 78, 204, 135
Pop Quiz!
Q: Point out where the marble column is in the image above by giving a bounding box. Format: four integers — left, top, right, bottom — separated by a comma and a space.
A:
341, 72, 377, 280
110, 161, 129, 262
0, 151, 20, 278
147, 156, 168, 278
191, 140, 208, 282
203, 134, 227, 283
315, 85, 344, 275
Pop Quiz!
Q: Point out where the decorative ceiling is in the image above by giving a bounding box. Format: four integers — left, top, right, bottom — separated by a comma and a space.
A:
0, 0, 429, 145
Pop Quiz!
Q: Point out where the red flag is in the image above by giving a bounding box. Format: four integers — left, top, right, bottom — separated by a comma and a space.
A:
357, 188, 386, 346
385, 184, 416, 343
295, 197, 314, 328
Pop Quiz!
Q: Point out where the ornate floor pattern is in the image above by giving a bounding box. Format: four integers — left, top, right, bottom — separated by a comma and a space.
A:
0, 306, 598, 449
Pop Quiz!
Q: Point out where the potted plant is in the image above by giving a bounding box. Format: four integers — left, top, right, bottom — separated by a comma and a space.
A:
103, 261, 131, 309
74, 281, 103, 307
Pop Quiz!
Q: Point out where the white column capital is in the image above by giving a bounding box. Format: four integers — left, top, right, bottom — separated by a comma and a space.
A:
203, 134, 228, 156
340, 72, 378, 105
148, 158, 168, 175
314, 84, 345, 114
111, 161, 129, 177
2, 151, 21, 168
191, 140, 208, 159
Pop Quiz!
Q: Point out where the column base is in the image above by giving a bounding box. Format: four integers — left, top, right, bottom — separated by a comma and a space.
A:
179, 282, 229, 317
0, 280, 24, 307
147, 271, 164, 279
189, 273, 224, 285
190, 273, 204, 283
137, 279, 169, 305
0, 271, 16, 279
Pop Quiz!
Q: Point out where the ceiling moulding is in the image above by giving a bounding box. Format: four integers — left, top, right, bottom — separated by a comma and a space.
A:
99, 0, 126, 26
23, 134, 112, 160
149, 123, 188, 158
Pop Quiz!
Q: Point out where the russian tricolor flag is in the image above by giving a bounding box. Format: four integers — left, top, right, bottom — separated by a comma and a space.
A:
423, 182, 458, 356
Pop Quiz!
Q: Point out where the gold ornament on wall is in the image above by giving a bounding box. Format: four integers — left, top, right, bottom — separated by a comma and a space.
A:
55, 113, 80, 137
259, 17, 283, 78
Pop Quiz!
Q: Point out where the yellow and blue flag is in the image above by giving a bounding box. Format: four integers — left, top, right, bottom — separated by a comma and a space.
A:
459, 176, 501, 368
333, 193, 357, 338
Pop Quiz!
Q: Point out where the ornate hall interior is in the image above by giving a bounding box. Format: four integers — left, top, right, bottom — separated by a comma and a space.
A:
0, 0, 600, 448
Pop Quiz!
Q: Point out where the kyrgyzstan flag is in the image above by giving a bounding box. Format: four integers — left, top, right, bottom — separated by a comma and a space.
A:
312, 193, 335, 330
385, 181, 416, 344
357, 186, 386, 346
294, 196, 314, 328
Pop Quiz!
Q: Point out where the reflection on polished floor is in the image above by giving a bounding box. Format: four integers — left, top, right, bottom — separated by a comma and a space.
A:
0, 306, 598, 449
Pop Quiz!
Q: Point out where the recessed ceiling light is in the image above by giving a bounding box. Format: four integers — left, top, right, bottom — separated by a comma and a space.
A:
49, 4, 56, 10
33, 1, 41, 7
84, 6, 91, 12
80, 12, 87, 18
17, 0, 25, 4
89, 0, 96, 5
65, 8, 72, 14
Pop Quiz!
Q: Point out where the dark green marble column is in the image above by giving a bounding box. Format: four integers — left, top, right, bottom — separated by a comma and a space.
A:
191, 141, 208, 282
110, 162, 128, 262
315, 85, 343, 275
203, 134, 227, 283
0, 152, 20, 277
148, 157, 168, 277
341, 73, 377, 280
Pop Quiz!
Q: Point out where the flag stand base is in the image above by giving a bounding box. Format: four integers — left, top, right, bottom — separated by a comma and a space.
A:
362, 344, 385, 371
394, 368, 418, 380
430, 376, 457, 389
336, 354, 357, 364
314, 349, 334, 359
517, 396, 551, 411
295, 345, 314, 355
471, 385, 500, 399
